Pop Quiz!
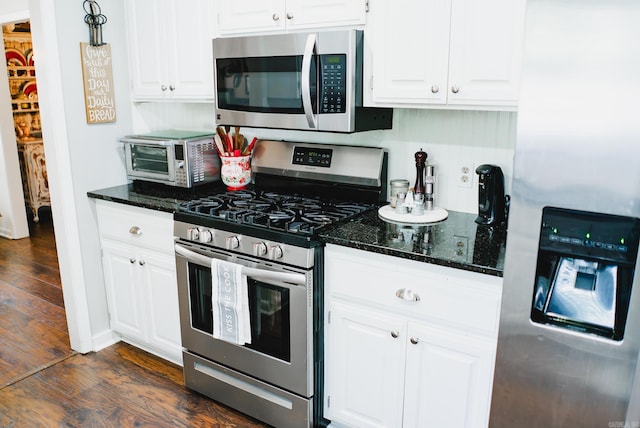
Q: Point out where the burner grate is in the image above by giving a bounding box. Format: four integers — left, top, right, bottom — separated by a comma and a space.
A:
176, 190, 373, 236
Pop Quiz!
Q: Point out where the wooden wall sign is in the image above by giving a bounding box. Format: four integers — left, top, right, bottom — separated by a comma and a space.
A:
80, 42, 116, 124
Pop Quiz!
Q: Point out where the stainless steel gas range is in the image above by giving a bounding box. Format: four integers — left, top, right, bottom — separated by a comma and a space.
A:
173, 140, 387, 428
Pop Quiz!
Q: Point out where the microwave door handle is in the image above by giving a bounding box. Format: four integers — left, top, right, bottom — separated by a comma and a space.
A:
174, 243, 307, 286
301, 34, 317, 129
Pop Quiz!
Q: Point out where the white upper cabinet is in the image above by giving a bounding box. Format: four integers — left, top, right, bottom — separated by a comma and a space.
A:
215, 0, 367, 36
365, 0, 526, 110
125, 0, 216, 101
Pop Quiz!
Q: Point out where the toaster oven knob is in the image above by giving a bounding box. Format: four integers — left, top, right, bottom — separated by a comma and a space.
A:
254, 242, 268, 257
270, 245, 284, 260
226, 235, 240, 250
198, 229, 213, 243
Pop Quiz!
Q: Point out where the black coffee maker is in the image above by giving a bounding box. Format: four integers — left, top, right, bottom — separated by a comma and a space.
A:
475, 164, 509, 226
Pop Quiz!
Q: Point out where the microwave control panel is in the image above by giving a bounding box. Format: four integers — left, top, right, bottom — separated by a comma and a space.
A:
320, 54, 346, 114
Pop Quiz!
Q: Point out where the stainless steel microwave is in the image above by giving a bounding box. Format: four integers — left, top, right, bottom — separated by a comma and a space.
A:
120, 130, 220, 188
213, 30, 392, 133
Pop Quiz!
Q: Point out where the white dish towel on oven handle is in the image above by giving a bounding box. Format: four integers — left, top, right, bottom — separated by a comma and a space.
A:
211, 258, 252, 345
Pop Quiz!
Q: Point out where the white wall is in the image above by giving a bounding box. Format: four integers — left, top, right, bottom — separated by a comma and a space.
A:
133, 104, 517, 213
26, 0, 133, 351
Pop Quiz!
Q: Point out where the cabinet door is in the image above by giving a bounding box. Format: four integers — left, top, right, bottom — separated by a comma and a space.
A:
101, 240, 147, 342
403, 323, 497, 428
285, 0, 366, 30
367, 0, 451, 105
140, 250, 182, 363
165, 0, 216, 99
216, 0, 286, 35
126, 0, 215, 100
445, 0, 525, 107
125, 0, 169, 99
325, 301, 406, 428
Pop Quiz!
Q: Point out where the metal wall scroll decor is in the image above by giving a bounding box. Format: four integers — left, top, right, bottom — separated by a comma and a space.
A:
83, 0, 107, 46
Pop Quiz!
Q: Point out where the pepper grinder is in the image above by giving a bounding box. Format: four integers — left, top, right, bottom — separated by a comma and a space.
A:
414, 149, 428, 195
425, 164, 435, 210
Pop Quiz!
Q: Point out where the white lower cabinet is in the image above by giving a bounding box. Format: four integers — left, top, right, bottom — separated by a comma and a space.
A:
326, 301, 407, 428
324, 244, 502, 428
402, 323, 496, 428
95, 200, 182, 365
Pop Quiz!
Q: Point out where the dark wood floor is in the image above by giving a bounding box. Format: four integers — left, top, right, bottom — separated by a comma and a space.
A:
0, 211, 267, 427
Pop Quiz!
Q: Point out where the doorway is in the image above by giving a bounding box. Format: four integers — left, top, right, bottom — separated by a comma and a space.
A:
3, 20, 51, 225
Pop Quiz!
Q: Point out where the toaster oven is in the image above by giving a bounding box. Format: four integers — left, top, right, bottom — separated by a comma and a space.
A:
120, 130, 220, 188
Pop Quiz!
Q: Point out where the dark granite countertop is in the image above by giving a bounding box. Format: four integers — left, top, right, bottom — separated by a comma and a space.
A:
87, 181, 228, 213
319, 208, 506, 277
88, 183, 506, 277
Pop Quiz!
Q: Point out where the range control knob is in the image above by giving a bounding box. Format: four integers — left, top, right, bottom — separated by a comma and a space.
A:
226, 235, 240, 250
270, 245, 284, 260
254, 242, 268, 257
198, 228, 213, 243
187, 228, 200, 241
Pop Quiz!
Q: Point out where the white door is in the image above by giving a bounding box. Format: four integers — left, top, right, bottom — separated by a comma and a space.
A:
140, 249, 181, 362
368, 0, 451, 105
285, 0, 366, 30
325, 301, 406, 428
101, 240, 147, 342
125, 0, 169, 99
165, 0, 216, 99
403, 323, 497, 428
216, 0, 286, 35
447, 0, 526, 107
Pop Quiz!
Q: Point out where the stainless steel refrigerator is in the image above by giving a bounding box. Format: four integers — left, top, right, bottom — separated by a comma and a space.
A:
490, 0, 640, 426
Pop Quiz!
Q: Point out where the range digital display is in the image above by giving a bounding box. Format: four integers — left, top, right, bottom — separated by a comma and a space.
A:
292, 146, 333, 167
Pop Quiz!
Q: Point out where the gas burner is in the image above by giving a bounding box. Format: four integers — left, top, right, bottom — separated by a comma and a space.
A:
176, 189, 374, 236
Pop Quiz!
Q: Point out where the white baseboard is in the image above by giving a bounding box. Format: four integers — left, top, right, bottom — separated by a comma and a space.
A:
91, 329, 121, 352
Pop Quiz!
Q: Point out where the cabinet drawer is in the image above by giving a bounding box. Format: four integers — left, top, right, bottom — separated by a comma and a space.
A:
325, 244, 502, 338
95, 200, 174, 253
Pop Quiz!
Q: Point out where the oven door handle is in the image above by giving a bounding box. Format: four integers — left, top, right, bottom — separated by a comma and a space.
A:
175, 243, 307, 286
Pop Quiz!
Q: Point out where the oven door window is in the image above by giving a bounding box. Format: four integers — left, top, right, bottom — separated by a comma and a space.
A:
188, 263, 291, 362
216, 55, 317, 114
129, 144, 169, 174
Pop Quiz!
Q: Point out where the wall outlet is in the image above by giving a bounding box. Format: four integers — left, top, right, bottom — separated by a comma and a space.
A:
458, 164, 473, 188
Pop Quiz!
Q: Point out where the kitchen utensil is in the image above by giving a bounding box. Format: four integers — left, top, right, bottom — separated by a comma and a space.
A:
242, 136, 258, 156
213, 135, 226, 156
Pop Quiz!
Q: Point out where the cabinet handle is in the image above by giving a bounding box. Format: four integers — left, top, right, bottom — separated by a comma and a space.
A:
396, 288, 420, 302
391, 331, 399, 339
169, 85, 175, 91
451, 85, 460, 94
129, 226, 142, 236
161, 85, 167, 92
272, 13, 280, 21
138, 260, 145, 266
129, 258, 136, 264
286, 12, 294, 20
431, 85, 439, 94
410, 337, 419, 345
